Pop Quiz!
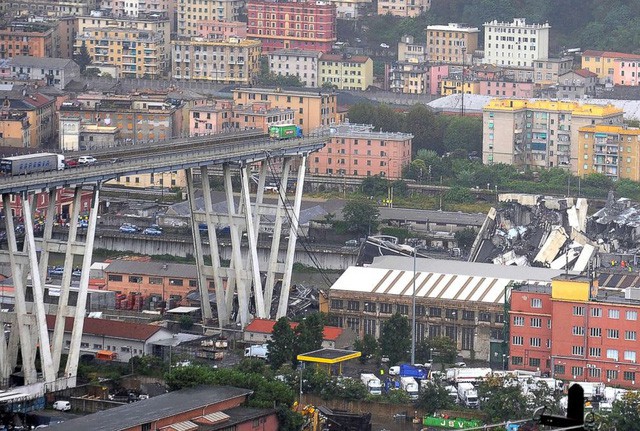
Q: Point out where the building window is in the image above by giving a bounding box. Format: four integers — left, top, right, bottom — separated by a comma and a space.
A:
128, 276, 142, 283
555, 364, 565, 375
624, 371, 636, 381
397, 304, 409, 315
572, 326, 585, 336
624, 351, 637, 362
189, 280, 197, 288
513, 316, 524, 326
573, 306, 585, 316
330, 299, 343, 309
627, 310, 638, 321
626, 330, 637, 341
108, 274, 123, 282
571, 366, 584, 377
531, 298, 542, 308
169, 279, 183, 286
379, 303, 393, 314
590, 327, 601, 337
512, 336, 524, 345
609, 309, 620, 319
347, 300, 359, 311
572, 346, 584, 356
591, 307, 602, 317
529, 358, 541, 367
607, 329, 620, 339
589, 347, 601, 357
346, 317, 359, 332
363, 319, 376, 336
511, 356, 524, 366
462, 310, 475, 321
530, 318, 542, 328
607, 349, 619, 361
446, 309, 458, 319
588, 367, 601, 378
606, 369, 618, 380
530, 338, 541, 347
479, 312, 492, 322
363, 302, 376, 312
429, 307, 442, 317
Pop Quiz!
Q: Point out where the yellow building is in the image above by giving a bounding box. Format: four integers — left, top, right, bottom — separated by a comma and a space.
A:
440, 76, 479, 96
0, 111, 30, 148
377, 0, 430, 17
577, 125, 640, 182
176, 0, 243, 37
171, 37, 261, 84
483, 99, 624, 171
581, 50, 618, 81
319, 53, 373, 91
106, 170, 187, 189
233, 87, 337, 133
75, 13, 170, 79
426, 23, 479, 65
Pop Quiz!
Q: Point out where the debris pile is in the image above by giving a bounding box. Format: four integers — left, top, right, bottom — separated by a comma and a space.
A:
589, 191, 640, 253
469, 193, 597, 272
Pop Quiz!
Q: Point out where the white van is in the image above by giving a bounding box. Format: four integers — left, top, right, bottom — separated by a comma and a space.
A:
53, 400, 71, 411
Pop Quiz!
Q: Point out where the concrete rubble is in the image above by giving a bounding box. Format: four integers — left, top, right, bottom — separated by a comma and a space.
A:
469, 193, 598, 272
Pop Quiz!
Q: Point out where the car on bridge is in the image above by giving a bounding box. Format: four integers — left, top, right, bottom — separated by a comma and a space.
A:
143, 227, 162, 236
48, 267, 64, 276
78, 156, 97, 165
119, 224, 138, 234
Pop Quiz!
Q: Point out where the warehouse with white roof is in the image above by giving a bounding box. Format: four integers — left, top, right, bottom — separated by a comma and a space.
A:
327, 256, 567, 361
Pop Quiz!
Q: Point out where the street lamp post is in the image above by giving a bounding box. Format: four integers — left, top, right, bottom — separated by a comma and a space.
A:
502, 354, 507, 371
411, 250, 417, 365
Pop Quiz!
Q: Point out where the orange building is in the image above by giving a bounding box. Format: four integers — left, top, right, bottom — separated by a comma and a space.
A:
310, 123, 412, 179
0, 111, 31, 147
0, 22, 56, 58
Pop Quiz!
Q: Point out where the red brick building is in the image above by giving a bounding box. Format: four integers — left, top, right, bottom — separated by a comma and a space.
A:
5, 188, 94, 220
247, 0, 336, 53
510, 274, 640, 389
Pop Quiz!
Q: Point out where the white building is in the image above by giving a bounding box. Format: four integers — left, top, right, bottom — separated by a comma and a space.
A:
268, 48, 322, 88
8, 56, 80, 90
483, 18, 550, 68
329, 0, 371, 19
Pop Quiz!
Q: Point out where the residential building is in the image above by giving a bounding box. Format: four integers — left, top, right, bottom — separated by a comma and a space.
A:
195, 20, 247, 39
480, 79, 534, 98
398, 35, 426, 63
1, 0, 97, 17
482, 99, 624, 171
510, 274, 640, 389
59, 117, 120, 151
534, 57, 573, 86
75, 12, 170, 79
56, 16, 78, 60
319, 53, 373, 91
172, 37, 262, 84
233, 87, 337, 133
581, 50, 640, 85
107, 170, 186, 189
330, 0, 371, 19
246, 0, 337, 53
100, 0, 173, 18
46, 386, 278, 431
377, 0, 430, 17
268, 49, 321, 88
105, 260, 207, 303
310, 123, 412, 179
176, 0, 244, 36
3, 187, 94, 219
45, 315, 172, 363
327, 256, 566, 361
440, 73, 480, 96
243, 318, 357, 349
388, 61, 430, 94
483, 18, 550, 68
189, 100, 295, 136
7, 56, 80, 90
577, 125, 640, 181
3, 91, 56, 147
0, 21, 57, 58
0, 111, 30, 148
59, 92, 186, 146
426, 23, 479, 65
556, 69, 597, 99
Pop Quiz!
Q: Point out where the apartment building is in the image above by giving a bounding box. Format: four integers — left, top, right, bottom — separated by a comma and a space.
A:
1, 0, 97, 16
268, 49, 321, 88
510, 275, 640, 389
534, 57, 573, 86
398, 35, 426, 63
329, 0, 371, 19
388, 62, 448, 95
195, 20, 247, 39
172, 37, 261, 84
319, 53, 373, 91
577, 125, 640, 182
5, 92, 56, 147
483, 18, 550, 68
581, 50, 640, 86
8, 56, 80, 90
59, 116, 120, 151
100, 0, 172, 18
426, 23, 479, 65
0, 21, 57, 58
310, 123, 412, 178
233, 87, 337, 133
189, 100, 294, 135
176, 0, 243, 36
480, 79, 534, 98
246, 0, 337, 53
555, 69, 597, 99
75, 12, 170, 79
0, 111, 30, 148
377, 0, 430, 17
482, 99, 624, 171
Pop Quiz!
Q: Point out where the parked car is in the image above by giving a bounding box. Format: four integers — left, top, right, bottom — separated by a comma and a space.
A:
143, 227, 162, 236
77, 156, 97, 164
345, 239, 359, 247
52, 400, 71, 411
72, 269, 82, 277
48, 266, 64, 276
119, 225, 137, 234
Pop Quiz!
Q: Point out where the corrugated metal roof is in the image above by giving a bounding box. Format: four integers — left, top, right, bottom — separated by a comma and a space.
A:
200, 411, 230, 424
162, 420, 198, 431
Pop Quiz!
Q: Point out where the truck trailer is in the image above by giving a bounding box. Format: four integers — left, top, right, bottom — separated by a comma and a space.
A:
269, 124, 303, 139
0, 153, 65, 175
400, 377, 419, 400
360, 373, 382, 395
457, 382, 479, 408
244, 344, 269, 360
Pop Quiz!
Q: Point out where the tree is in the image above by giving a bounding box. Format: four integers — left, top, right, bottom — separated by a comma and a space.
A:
444, 186, 473, 204
74, 40, 92, 73
606, 391, 640, 431
454, 227, 477, 251
417, 375, 455, 414
379, 313, 411, 366
294, 313, 325, 360
476, 375, 529, 423
353, 334, 378, 364
268, 317, 296, 370
422, 337, 457, 369
361, 175, 389, 197
342, 199, 380, 237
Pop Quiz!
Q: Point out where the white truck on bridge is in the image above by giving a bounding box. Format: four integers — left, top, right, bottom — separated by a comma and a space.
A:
457, 382, 479, 408
400, 377, 419, 400
360, 373, 382, 395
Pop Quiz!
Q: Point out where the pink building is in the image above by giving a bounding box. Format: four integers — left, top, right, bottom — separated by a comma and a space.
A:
189, 100, 294, 136
310, 123, 412, 179
614, 58, 640, 86
196, 20, 247, 39
480, 80, 534, 98
429, 64, 450, 95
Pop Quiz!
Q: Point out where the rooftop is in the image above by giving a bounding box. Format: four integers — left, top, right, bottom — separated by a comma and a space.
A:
583, 50, 640, 61
8, 56, 77, 69
46, 386, 252, 431
328, 123, 413, 140
105, 260, 198, 279
483, 99, 622, 116
377, 207, 485, 226
233, 86, 335, 97
269, 48, 322, 57
297, 348, 361, 364
320, 53, 371, 64
426, 23, 480, 32
245, 318, 344, 341
45, 315, 167, 342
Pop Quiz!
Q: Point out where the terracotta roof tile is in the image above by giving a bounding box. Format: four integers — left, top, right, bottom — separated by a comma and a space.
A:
245, 318, 343, 341
45, 315, 164, 341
